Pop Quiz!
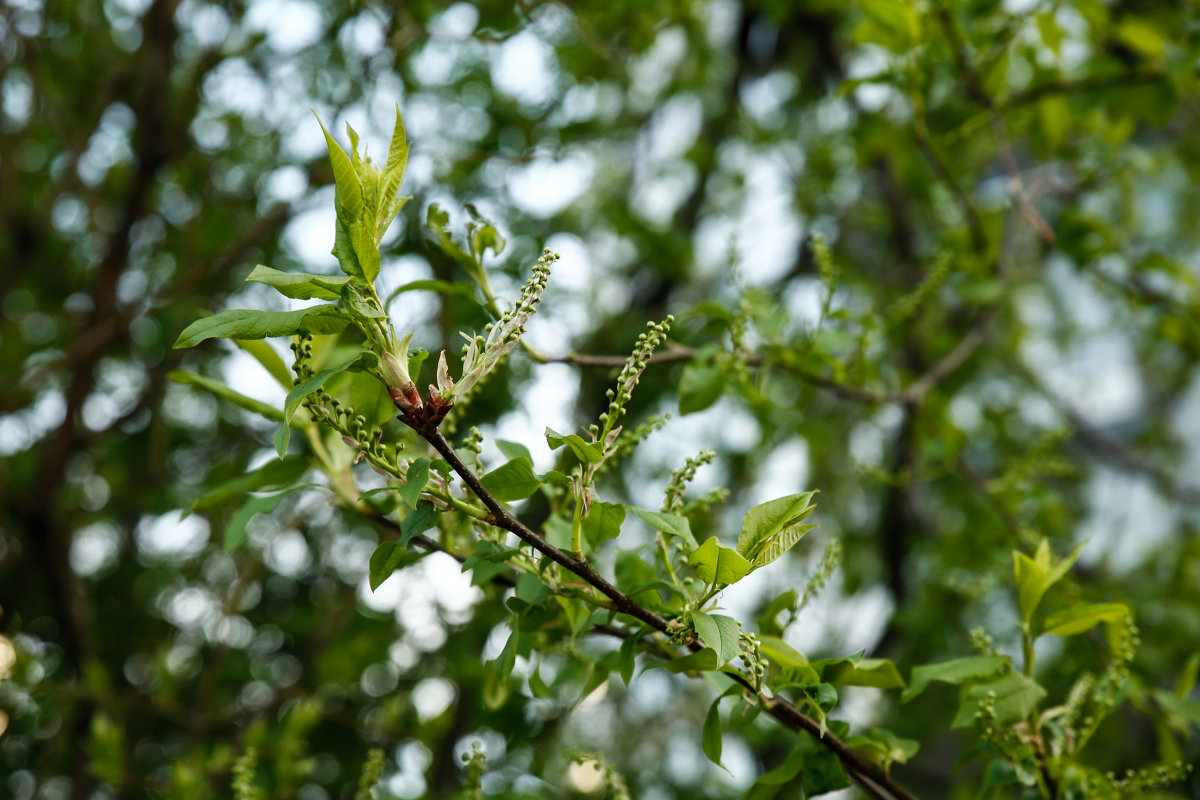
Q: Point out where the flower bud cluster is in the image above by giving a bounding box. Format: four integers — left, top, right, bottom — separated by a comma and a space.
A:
451, 249, 558, 401
663, 449, 715, 514
289, 333, 315, 382
598, 315, 673, 440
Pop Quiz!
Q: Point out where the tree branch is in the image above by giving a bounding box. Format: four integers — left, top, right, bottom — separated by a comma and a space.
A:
389, 422, 919, 800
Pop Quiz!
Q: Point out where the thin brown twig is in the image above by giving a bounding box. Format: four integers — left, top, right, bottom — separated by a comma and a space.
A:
537, 307, 996, 408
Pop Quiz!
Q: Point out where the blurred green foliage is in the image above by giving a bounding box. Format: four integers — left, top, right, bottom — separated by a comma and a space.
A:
2, 0, 1200, 797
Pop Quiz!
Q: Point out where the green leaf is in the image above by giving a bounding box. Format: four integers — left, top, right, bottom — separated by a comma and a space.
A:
703, 696, 725, 768
754, 524, 816, 569
277, 352, 380, 457
167, 370, 285, 422
233, 338, 293, 388
377, 104, 410, 244
397, 500, 438, 546
315, 113, 364, 222
737, 491, 818, 563
691, 612, 742, 666
952, 671, 1046, 728
758, 635, 809, 672
399, 458, 430, 509
815, 656, 906, 690
544, 427, 604, 464
369, 541, 404, 591
1153, 689, 1200, 728
1013, 551, 1049, 623
659, 648, 720, 673
339, 280, 388, 319
617, 626, 651, 685
799, 744, 851, 795
466, 204, 506, 262
630, 507, 698, 549
679, 360, 725, 415
480, 457, 541, 501
225, 492, 287, 552
174, 305, 348, 348
385, 279, 479, 309
190, 456, 310, 513
902, 655, 1010, 703
244, 265, 350, 301
689, 536, 755, 585
349, 219, 381, 283
582, 502, 626, 550
496, 440, 533, 463
842, 729, 919, 770
1115, 18, 1166, 59
1042, 603, 1129, 637
516, 573, 552, 606
752, 740, 807, 786
1045, 540, 1086, 586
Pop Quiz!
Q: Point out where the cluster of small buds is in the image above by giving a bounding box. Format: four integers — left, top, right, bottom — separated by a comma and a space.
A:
450, 249, 558, 401
461, 743, 486, 800
305, 390, 395, 473
738, 630, 766, 687
1101, 761, 1193, 795
666, 619, 695, 647
888, 251, 950, 327
969, 627, 996, 656
462, 426, 485, 472
799, 540, 842, 611
662, 450, 716, 514
599, 316, 674, 439
232, 748, 261, 800
289, 333, 314, 382
593, 415, 669, 478
356, 749, 385, 800
975, 690, 999, 739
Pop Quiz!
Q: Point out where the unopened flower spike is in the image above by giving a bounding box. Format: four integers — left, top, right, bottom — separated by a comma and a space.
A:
381, 331, 422, 412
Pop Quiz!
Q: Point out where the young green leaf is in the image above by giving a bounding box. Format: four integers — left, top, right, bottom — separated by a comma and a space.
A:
702, 696, 725, 768
582, 502, 626, 549
1152, 689, 1200, 728
174, 305, 348, 349
658, 647, 720, 674
480, 457, 541, 502
398, 457, 430, 509
689, 536, 754, 585
1042, 602, 1129, 637
277, 352, 380, 457
630, 507, 698, 549
397, 500, 438, 546
758, 635, 809, 672
617, 626, 651, 685
737, 491, 818, 564
951, 671, 1046, 728
244, 265, 350, 300
752, 524, 816, 569
814, 656, 906, 690
233, 338, 294, 388
378, 105, 411, 244
225, 492, 287, 552
385, 279, 479, 309
315, 114, 364, 223
1013, 550, 1049, 623
368, 541, 404, 591
678, 359, 725, 415
544, 427, 604, 464
902, 655, 1010, 703
190, 456, 310, 513
690, 611, 742, 666
168, 370, 285, 423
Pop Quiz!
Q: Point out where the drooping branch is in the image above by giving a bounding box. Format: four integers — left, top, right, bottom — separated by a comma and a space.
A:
389, 421, 920, 800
